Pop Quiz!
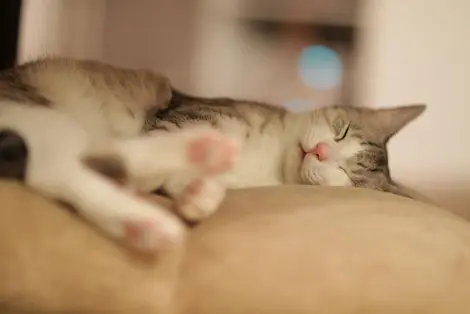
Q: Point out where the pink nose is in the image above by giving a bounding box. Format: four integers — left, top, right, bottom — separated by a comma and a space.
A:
308, 142, 328, 161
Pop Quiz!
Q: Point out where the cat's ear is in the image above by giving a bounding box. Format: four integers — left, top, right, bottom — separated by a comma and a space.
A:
368, 104, 426, 143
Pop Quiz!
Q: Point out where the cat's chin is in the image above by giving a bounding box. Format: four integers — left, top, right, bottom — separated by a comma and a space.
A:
302, 179, 318, 186
299, 164, 323, 186
300, 173, 321, 186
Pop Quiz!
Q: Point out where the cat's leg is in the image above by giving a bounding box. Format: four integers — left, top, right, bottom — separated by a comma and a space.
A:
44, 163, 184, 251
84, 127, 236, 222
0, 104, 183, 251
113, 127, 235, 222
110, 127, 237, 187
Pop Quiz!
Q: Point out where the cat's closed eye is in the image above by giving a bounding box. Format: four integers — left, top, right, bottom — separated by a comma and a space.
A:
334, 123, 350, 142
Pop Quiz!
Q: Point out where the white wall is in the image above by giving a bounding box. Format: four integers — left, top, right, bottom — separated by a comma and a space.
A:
356, 0, 470, 213
103, 0, 198, 91
18, 0, 107, 63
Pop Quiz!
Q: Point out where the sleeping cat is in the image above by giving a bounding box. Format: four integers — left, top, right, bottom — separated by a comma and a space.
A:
0, 57, 425, 252
153, 90, 425, 202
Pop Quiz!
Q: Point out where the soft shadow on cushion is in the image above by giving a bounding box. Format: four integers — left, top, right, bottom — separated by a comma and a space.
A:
178, 186, 470, 314
0, 181, 183, 314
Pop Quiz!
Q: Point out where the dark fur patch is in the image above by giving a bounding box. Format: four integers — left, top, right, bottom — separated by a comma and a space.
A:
82, 154, 129, 185
0, 129, 28, 180
144, 88, 288, 131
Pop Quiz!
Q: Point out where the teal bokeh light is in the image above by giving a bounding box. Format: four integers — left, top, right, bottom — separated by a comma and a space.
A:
298, 45, 341, 90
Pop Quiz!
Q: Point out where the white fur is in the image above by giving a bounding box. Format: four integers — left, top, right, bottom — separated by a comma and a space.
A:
0, 102, 233, 251
212, 116, 285, 187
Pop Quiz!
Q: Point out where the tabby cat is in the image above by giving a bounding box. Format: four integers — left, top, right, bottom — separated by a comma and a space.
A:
0, 57, 425, 252
154, 90, 424, 200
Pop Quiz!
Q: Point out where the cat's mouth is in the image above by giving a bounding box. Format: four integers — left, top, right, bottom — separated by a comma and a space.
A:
299, 143, 307, 160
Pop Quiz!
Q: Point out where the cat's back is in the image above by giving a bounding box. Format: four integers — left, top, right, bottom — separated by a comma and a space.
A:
0, 58, 171, 137
1, 58, 167, 109
154, 90, 289, 132
0, 58, 95, 101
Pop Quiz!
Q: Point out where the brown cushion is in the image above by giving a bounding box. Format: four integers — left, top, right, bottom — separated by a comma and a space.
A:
1, 182, 470, 314
177, 186, 470, 314
0, 182, 183, 313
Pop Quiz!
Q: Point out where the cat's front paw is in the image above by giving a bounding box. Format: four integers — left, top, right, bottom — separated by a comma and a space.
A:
176, 178, 226, 222
118, 212, 184, 252
186, 129, 238, 175
121, 219, 181, 251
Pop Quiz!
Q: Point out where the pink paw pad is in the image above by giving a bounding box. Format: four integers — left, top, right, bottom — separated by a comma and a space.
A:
124, 220, 151, 241
187, 136, 236, 174
185, 179, 203, 196
123, 220, 176, 251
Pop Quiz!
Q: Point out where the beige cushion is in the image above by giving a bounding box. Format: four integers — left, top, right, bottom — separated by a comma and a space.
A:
1, 182, 470, 313
0, 182, 183, 313
178, 186, 470, 314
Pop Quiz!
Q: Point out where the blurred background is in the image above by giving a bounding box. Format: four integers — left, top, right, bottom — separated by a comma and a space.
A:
1, 0, 469, 216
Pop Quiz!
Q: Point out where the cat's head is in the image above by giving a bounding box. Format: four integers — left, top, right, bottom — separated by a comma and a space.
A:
295, 104, 426, 197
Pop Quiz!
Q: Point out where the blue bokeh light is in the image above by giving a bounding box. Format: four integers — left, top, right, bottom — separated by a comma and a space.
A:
298, 45, 342, 90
